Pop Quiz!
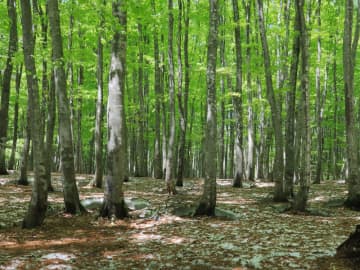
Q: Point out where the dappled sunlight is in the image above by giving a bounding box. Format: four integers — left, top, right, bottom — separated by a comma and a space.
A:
130, 232, 162, 243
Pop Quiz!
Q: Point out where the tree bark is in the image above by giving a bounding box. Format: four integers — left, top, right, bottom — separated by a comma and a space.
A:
48, 0, 85, 214
165, 0, 177, 194
20, 0, 48, 228
256, 0, 285, 201
152, 0, 163, 180
232, 0, 244, 188
8, 65, 22, 170
194, 0, 218, 216
293, 0, 311, 212
93, 1, 105, 188
314, 0, 323, 184
284, 4, 300, 199
343, 0, 360, 209
0, 0, 18, 175
100, 0, 129, 219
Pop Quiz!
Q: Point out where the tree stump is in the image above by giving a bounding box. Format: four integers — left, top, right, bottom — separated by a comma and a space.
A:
337, 225, 360, 258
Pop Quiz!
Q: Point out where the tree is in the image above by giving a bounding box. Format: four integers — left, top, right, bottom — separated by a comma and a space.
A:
343, 0, 360, 209
194, 0, 218, 216
256, 0, 285, 201
93, 0, 105, 188
284, 2, 300, 199
0, 0, 18, 175
8, 65, 22, 170
231, 0, 244, 188
20, 0, 48, 228
165, 0, 177, 194
152, 0, 163, 180
47, 0, 85, 214
100, 0, 128, 219
292, 0, 311, 212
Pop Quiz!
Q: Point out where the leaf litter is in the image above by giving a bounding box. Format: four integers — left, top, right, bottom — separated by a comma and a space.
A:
0, 173, 359, 269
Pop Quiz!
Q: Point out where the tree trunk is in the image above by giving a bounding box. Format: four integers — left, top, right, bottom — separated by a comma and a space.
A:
194, 0, 218, 216
176, 0, 189, 187
135, 23, 147, 177
218, 1, 226, 179
93, 2, 105, 188
100, 0, 129, 218
293, 0, 311, 212
165, 0, 177, 194
8, 65, 22, 170
20, 0, 48, 228
343, 0, 360, 209
0, 0, 18, 175
244, 0, 255, 181
314, 0, 323, 184
152, 0, 163, 180
18, 107, 31, 186
48, 0, 85, 214
232, 0, 244, 188
284, 5, 300, 199
256, 0, 285, 201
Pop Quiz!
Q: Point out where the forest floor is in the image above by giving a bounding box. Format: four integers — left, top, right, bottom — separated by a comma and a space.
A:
0, 172, 359, 270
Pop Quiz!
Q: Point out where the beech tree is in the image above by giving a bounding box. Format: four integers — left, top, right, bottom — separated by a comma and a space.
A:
0, 0, 18, 175
20, 0, 48, 228
47, 0, 84, 214
194, 0, 218, 216
100, 0, 128, 218
343, 0, 360, 209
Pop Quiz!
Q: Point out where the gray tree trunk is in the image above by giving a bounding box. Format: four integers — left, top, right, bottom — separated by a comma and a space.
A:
256, 0, 285, 201
0, 0, 18, 175
244, 0, 255, 181
165, 0, 177, 194
343, 0, 360, 209
93, 3, 105, 188
100, 0, 128, 218
314, 0, 323, 184
232, 0, 244, 188
48, 0, 84, 214
20, 0, 48, 228
284, 6, 300, 199
194, 0, 218, 216
152, 0, 163, 180
293, 0, 311, 212
8, 65, 22, 170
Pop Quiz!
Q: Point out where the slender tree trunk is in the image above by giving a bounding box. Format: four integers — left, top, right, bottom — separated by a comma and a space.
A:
244, 0, 255, 181
93, 3, 105, 188
18, 107, 31, 186
8, 65, 22, 170
100, 0, 129, 218
0, 0, 18, 175
332, 37, 340, 180
256, 0, 285, 201
44, 71, 56, 192
314, 0, 323, 184
20, 0, 48, 228
176, 0, 189, 187
165, 0, 177, 194
152, 0, 163, 180
135, 23, 147, 177
293, 0, 311, 211
232, 0, 244, 188
284, 6, 300, 199
218, 1, 226, 179
343, 0, 360, 209
48, 0, 85, 214
194, 0, 218, 216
